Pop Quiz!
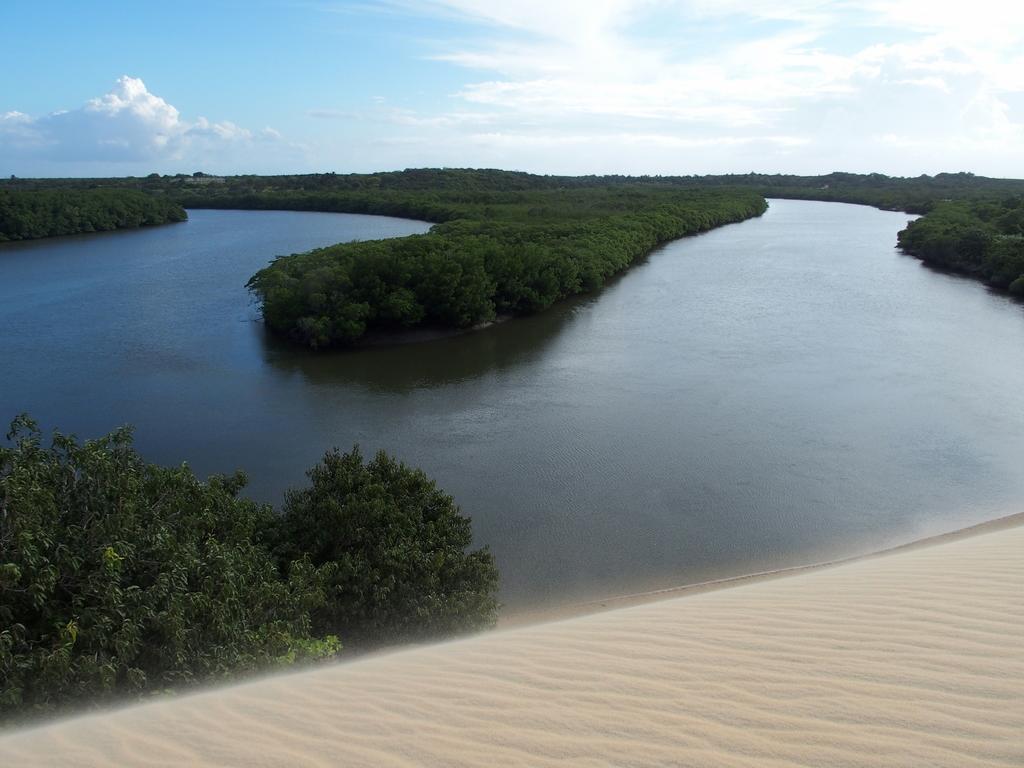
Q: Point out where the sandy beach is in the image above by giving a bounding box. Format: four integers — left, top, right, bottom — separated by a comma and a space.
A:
3, 516, 1022, 767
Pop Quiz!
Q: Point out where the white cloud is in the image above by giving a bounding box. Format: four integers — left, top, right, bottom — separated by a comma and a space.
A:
468, 131, 809, 150
354, 0, 1024, 175
309, 104, 501, 128
0, 111, 37, 142
0, 76, 296, 172
187, 116, 251, 142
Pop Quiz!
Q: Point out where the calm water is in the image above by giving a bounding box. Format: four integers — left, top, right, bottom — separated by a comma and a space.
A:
3, 201, 1024, 608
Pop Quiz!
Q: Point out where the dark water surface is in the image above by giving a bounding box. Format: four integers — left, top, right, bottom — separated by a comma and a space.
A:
3, 201, 1024, 608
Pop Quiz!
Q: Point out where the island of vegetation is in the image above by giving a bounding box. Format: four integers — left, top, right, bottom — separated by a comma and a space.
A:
0, 188, 186, 242
0, 417, 499, 721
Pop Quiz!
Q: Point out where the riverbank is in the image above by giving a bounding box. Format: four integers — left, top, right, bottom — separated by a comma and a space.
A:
4, 512, 1021, 767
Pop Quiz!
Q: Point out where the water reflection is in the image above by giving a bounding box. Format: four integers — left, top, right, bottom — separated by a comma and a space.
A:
259, 298, 591, 393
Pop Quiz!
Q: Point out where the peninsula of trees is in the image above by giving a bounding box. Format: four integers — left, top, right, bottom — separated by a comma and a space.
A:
897, 197, 1024, 295
0, 188, 186, 241
243, 186, 768, 348
0, 417, 499, 721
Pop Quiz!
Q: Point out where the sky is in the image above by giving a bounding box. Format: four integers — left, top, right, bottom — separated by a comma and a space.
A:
2, 0, 1023, 178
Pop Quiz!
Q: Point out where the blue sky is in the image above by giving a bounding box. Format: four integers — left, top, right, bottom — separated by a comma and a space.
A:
2, 0, 1023, 177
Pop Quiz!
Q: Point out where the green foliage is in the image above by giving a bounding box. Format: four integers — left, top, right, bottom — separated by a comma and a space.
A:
688, 170, 1024, 214
897, 198, 1024, 291
0, 189, 186, 241
270, 447, 499, 646
8, 167, 1024, 218
0, 418, 498, 720
0, 417, 332, 716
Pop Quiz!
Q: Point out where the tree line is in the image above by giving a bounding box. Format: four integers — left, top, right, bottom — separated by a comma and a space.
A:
0, 189, 186, 241
0, 417, 499, 721
8, 168, 1024, 215
8, 167, 1024, 209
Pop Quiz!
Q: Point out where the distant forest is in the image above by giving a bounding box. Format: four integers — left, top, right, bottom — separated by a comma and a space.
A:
3, 169, 1023, 341
7, 167, 1024, 213
0, 188, 186, 241
6, 167, 1024, 212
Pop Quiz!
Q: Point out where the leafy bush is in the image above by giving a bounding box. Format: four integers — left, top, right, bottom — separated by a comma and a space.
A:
0, 418, 498, 720
270, 447, 499, 647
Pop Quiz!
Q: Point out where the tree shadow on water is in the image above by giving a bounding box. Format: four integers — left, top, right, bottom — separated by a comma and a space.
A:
257, 294, 596, 394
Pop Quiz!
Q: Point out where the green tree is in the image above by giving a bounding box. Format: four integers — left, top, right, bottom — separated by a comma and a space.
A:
269, 447, 499, 646
0, 417, 338, 717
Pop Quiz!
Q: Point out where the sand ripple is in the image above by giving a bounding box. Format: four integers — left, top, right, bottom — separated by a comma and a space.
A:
3, 524, 1022, 767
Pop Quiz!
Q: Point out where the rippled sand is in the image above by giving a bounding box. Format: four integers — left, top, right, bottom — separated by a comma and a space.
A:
4, 521, 1023, 767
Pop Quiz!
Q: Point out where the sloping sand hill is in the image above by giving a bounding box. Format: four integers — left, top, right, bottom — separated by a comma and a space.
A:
3, 521, 1022, 767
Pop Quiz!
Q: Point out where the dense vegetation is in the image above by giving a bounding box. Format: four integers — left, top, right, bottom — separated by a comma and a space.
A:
0, 189, 186, 241
7, 168, 1024, 215
0, 417, 498, 720
7, 167, 1024, 213
897, 197, 1024, 294
675, 171, 1024, 214
238, 187, 767, 347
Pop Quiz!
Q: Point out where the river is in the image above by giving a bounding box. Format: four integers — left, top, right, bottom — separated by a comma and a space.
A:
3, 200, 1023, 608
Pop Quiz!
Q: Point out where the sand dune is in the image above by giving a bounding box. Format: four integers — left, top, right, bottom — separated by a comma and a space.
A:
3, 521, 1023, 767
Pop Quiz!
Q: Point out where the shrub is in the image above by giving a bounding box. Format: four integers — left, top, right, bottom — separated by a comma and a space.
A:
268, 447, 499, 646
0, 418, 498, 720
